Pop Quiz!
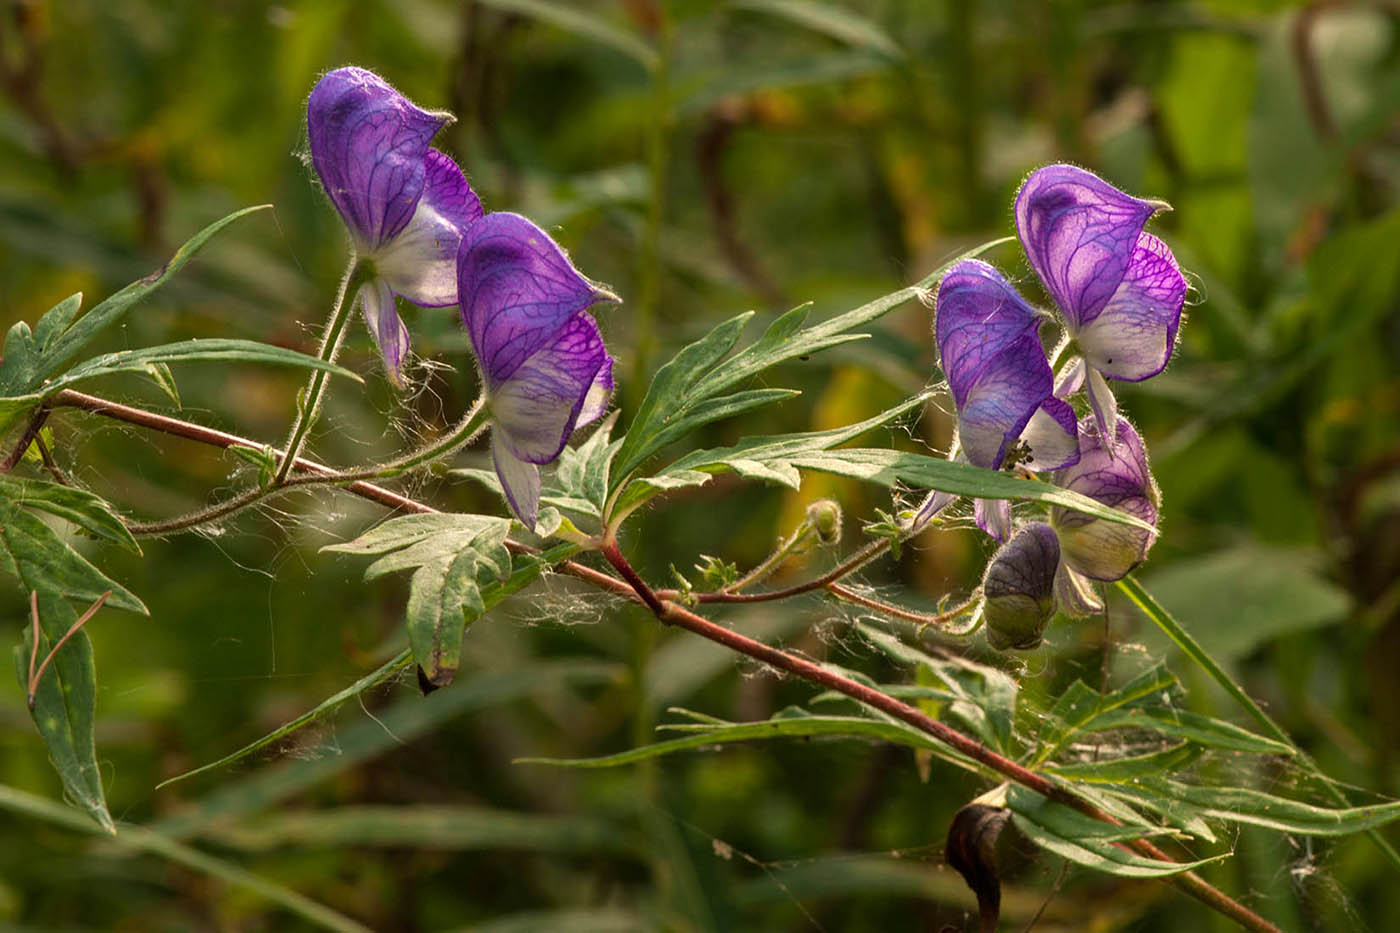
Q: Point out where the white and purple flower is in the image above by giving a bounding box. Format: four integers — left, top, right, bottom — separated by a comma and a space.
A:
1050, 417, 1160, 614
307, 67, 483, 388
457, 213, 617, 531
1015, 164, 1186, 446
924, 259, 1079, 540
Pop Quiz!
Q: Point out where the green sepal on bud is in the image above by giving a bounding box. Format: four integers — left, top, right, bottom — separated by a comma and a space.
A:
981, 522, 1060, 651
804, 499, 842, 546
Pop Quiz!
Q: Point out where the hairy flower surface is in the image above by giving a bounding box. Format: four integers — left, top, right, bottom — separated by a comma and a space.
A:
1015, 164, 1185, 446
1051, 417, 1159, 604
458, 212, 616, 530
929, 259, 1078, 540
982, 521, 1060, 650
308, 67, 483, 387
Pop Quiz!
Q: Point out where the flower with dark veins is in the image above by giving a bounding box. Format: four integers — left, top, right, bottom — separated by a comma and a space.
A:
982, 521, 1060, 650
458, 212, 618, 530
1015, 164, 1186, 447
307, 66, 483, 387
1050, 417, 1160, 613
918, 259, 1079, 541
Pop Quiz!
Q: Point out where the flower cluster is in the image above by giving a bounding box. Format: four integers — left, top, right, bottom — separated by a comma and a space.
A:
928, 164, 1184, 648
307, 67, 615, 530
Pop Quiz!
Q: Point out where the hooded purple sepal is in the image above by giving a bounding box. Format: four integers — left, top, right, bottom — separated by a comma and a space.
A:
982, 521, 1060, 650
1015, 164, 1186, 390
936, 261, 1075, 471
308, 67, 451, 250
459, 212, 617, 386
1051, 418, 1160, 582
974, 497, 1012, 543
459, 212, 618, 529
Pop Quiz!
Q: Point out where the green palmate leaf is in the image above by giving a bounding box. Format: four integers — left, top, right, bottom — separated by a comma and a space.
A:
152, 659, 623, 842
609, 236, 1013, 500
732, 0, 903, 58
856, 623, 1018, 753
611, 394, 929, 517
26, 205, 273, 391
48, 338, 361, 391
0, 476, 139, 553
31, 292, 83, 351
555, 411, 620, 514
1006, 787, 1225, 879
210, 805, 638, 855
325, 514, 513, 687
11, 591, 111, 833
0, 320, 38, 397
1124, 779, 1400, 838
1034, 663, 1178, 762
473, 0, 658, 70
518, 713, 982, 775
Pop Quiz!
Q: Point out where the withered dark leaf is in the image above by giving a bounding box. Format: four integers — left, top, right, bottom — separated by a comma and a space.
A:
945, 802, 1010, 933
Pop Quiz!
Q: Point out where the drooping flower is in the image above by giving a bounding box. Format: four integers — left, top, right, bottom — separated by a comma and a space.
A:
1015, 164, 1186, 446
922, 259, 1079, 540
1050, 417, 1160, 614
982, 521, 1060, 650
307, 67, 483, 387
457, 212, 617, 530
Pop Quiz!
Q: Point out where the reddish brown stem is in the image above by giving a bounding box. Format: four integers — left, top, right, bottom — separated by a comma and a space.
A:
47, 389, 1280, 932
2, 405, 50, 472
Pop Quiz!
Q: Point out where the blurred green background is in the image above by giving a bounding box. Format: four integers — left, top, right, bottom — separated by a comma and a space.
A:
1, 0, 1398, 929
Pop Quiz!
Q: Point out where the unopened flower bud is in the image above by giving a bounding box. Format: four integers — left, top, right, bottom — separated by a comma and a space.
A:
982, 522, 1060, 650
806, 499, 843, 545
1050, 419, 1159, 582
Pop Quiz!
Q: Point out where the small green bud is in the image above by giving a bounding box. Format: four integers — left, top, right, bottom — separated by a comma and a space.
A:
805, 499, 843, 545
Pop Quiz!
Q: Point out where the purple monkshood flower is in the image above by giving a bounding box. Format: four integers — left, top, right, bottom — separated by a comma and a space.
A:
918, 259, 1079, 541
1015, 164, 1186, 447
1050, 417, 1160, 615
308, 67, 483, 388
982, 521, 1060, 650
458, 212, 617, 531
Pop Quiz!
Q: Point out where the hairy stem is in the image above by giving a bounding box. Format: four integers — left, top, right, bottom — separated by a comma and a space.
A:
827, 582, 980, 633
1, 405, 50, 472
597, 542, 1281, 933
47, 389, 1281, 931
274, 259, 367, 484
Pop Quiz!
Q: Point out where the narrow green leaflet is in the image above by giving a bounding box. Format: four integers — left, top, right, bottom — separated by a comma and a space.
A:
0, 476, 139, 553
325, 514, 513, 687
11, 592, 112, 833
0, 507, 144, 613
554, 411, 620, 514
47, 338, 361, 392
518, 713, 983, 775
611, 395, 929, 517
156, 649, 413, 789
1045, 744, 1201, 783
1034, 663, 1178, 762
31, 292, 84, 351
211, 805, 638, 855
856, 623, 1018, 753
784, 448, 1157, 532
1083, 706, 1293, 756
1006, 787, 1225, 879
1126, 779, 1400, 837
24, 204, 273, 391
